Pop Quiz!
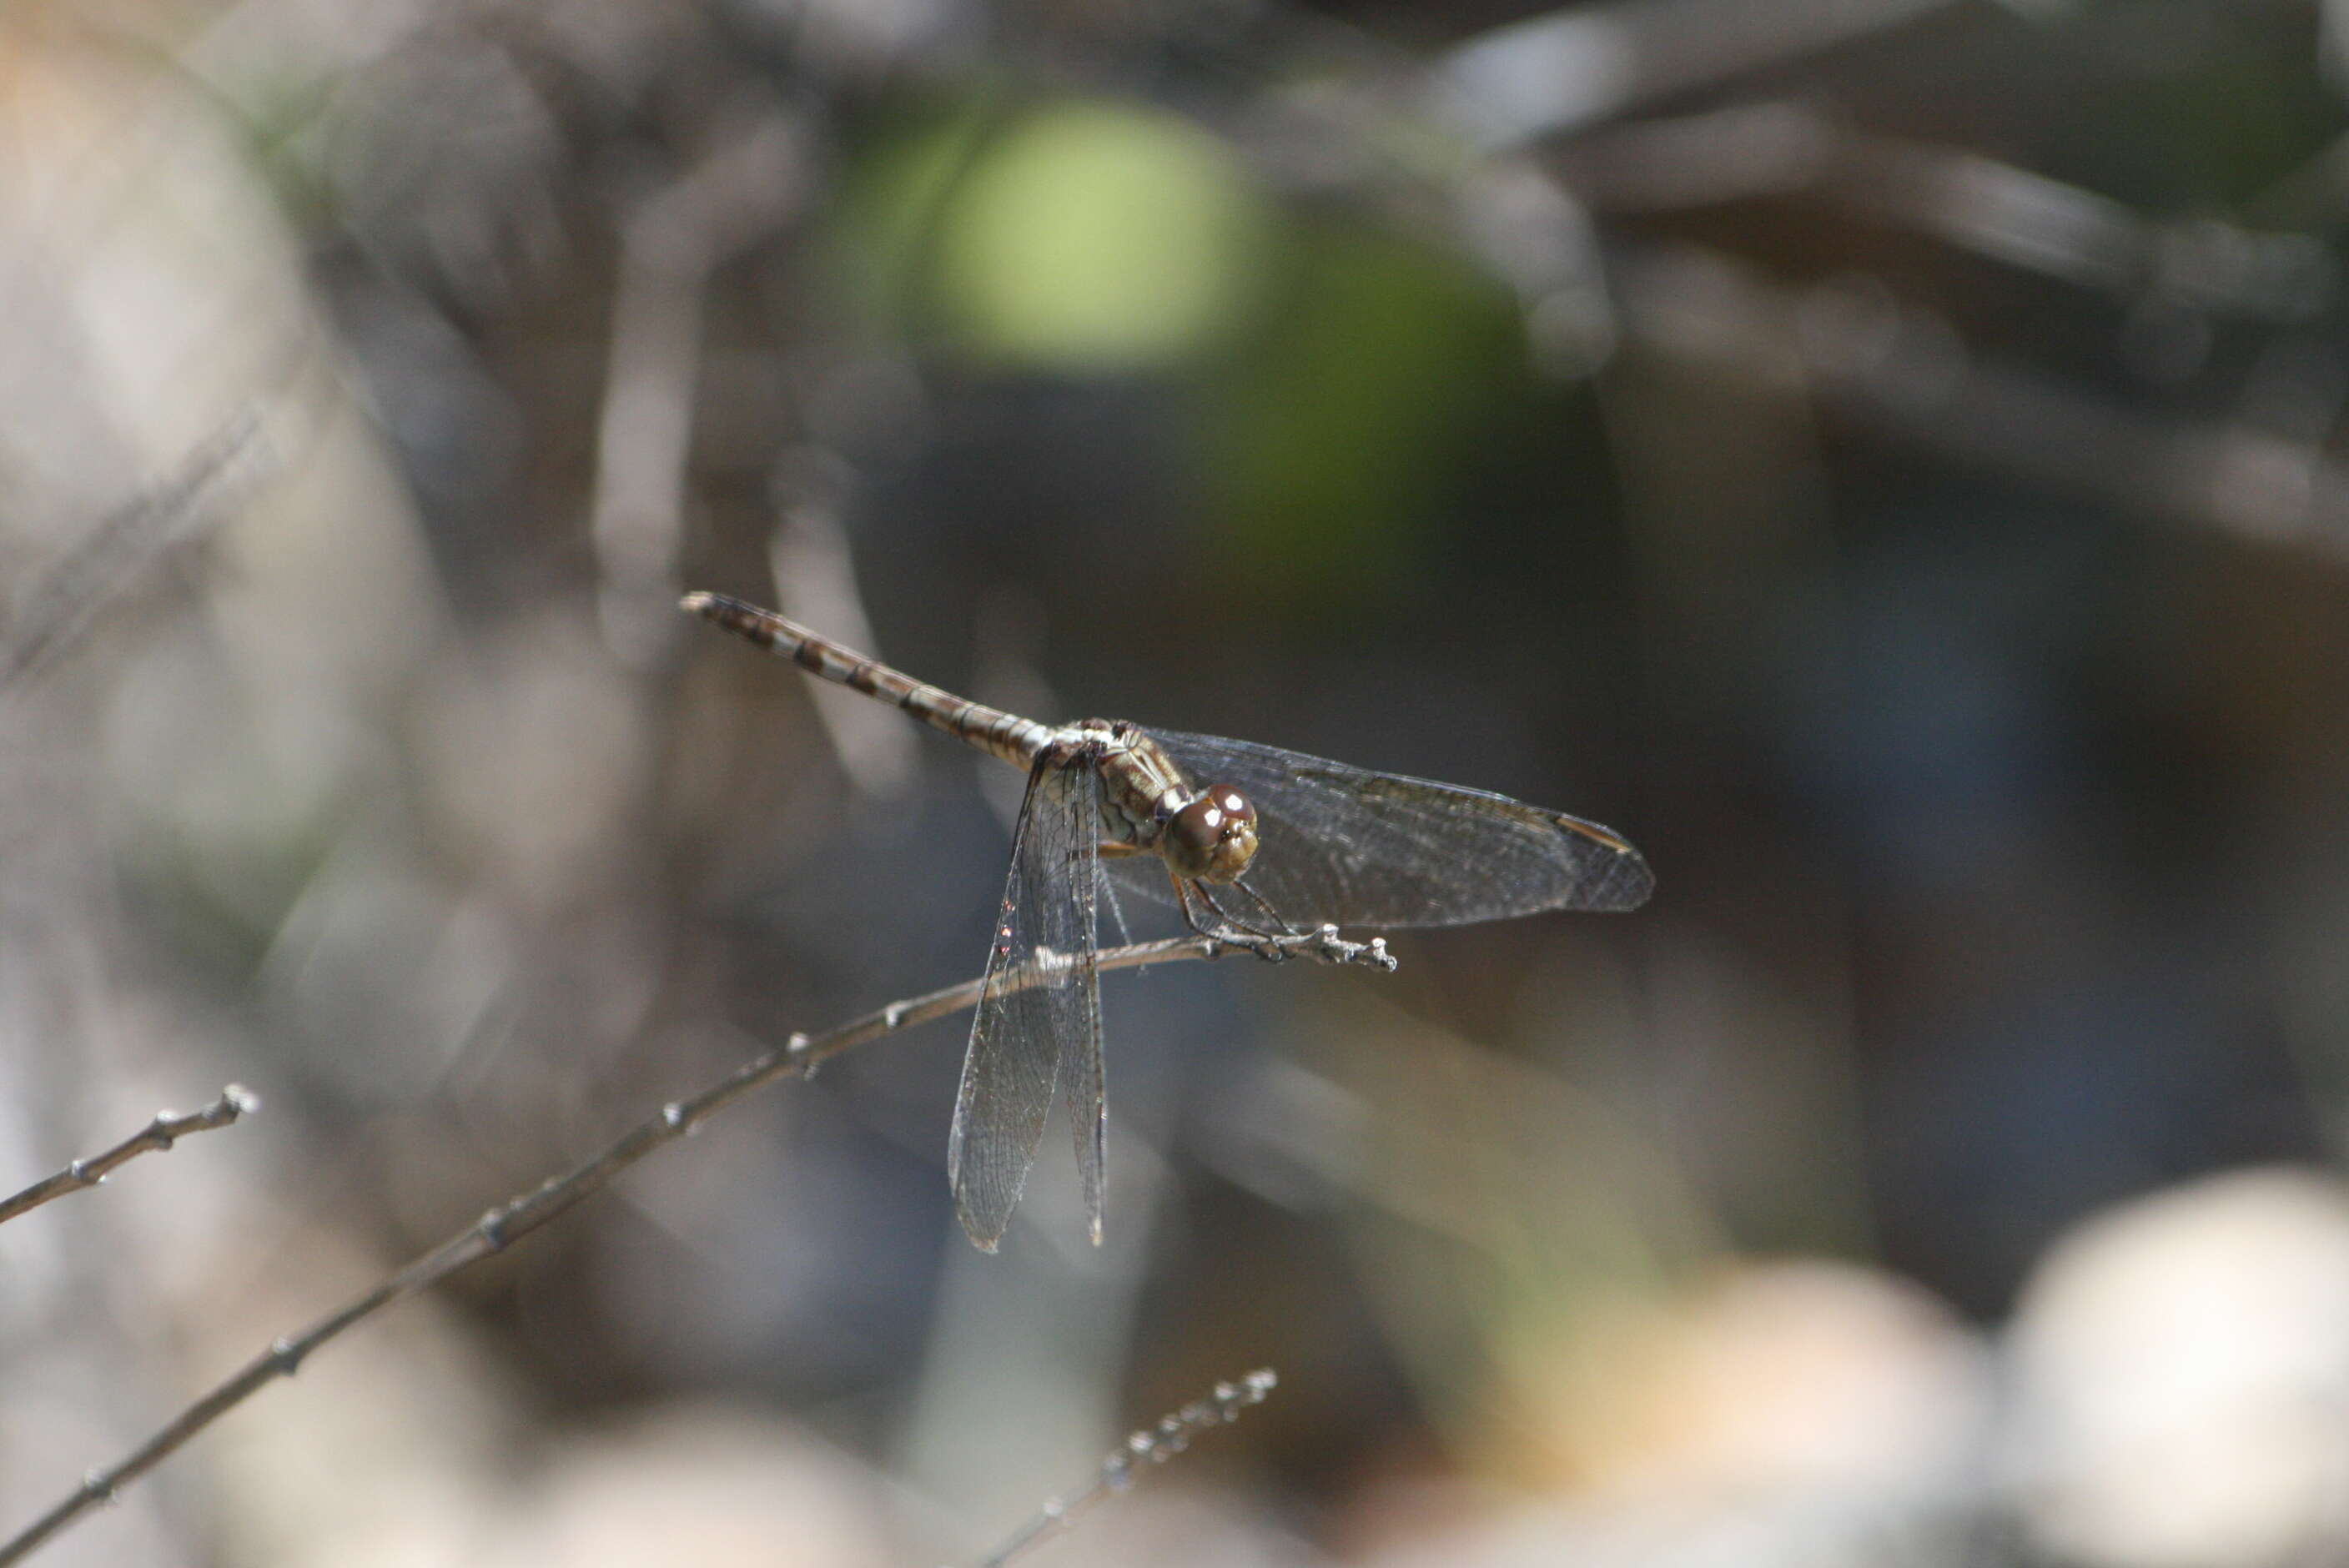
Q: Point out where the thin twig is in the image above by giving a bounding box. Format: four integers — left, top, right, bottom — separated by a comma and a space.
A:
0, 410, 272, 695
0, 928, 1387, 1566
0, 1086, 261, 1229
968, 1369, 1281, 1568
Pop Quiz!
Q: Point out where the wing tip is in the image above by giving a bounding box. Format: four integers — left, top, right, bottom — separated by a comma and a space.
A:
955, 1189, 1010, 1252
1604, 847, 1657, 911
1553, 813, 1657, 912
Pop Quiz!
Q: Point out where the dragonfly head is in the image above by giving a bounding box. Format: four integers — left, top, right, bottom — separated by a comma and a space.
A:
1166, 787, 1260, 883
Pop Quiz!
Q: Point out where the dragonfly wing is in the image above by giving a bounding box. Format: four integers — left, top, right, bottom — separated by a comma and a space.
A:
1059, 766, 1106, 1243
948, 756, 1104, 1249
1139, 729, 1652, 930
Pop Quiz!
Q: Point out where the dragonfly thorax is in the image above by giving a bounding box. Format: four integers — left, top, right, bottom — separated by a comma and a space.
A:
1076, 721, 1262, 884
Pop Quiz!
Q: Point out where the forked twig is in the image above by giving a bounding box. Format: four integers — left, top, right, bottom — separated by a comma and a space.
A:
968, 1369, 1281, 1568
0, 927, 1387, 1566
0, 1086, 260, 1229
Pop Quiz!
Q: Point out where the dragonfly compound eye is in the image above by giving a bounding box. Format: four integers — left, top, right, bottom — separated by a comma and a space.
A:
1167, 788, 1260, 883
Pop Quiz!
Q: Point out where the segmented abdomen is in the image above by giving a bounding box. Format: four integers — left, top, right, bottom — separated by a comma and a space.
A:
683, 593, 1053, 769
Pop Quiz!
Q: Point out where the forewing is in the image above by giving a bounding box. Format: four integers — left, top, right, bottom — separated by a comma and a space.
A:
1119, 729, 1652, 930
948, 756, 1104, 1249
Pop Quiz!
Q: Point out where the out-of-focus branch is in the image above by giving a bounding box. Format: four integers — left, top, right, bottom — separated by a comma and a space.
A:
0, 928, 1386, 1567
1430, 0, 1959, 148
0, 411, 272, 695
1558, 102, 2333, 320
592, 111, 810, 662
1611, 244, 2349, 557
767, 449, 924, 801
967, 1369, 1280, 1568
0, 1086, 259, 1229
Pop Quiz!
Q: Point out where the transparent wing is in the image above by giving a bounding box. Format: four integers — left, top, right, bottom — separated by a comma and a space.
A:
1110, 729, 1652, 930
948, 756, 1104, 1250
1059, 775, 1105, 1241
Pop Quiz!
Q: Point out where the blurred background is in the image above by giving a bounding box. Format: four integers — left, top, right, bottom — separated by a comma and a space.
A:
7, 0, 2349, 1563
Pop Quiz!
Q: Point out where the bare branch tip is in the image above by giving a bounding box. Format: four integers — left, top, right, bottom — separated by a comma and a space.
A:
965, 1365, 1281, 1567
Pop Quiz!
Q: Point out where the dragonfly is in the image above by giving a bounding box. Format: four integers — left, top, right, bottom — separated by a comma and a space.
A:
682, 592, 1652, 1250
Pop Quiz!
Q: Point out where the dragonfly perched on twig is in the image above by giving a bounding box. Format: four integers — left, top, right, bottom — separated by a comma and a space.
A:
683, 592, 1653, 1249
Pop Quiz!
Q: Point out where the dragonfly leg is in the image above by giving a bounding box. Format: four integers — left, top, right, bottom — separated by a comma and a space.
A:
1193, 882, 1293, 957
1169, 872, 1265, 947
1230, 875, 1303, 938
1169, 872, 1221, 939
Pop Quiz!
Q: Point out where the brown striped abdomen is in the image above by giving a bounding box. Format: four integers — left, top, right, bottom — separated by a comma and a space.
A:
682, 592, 1052, 769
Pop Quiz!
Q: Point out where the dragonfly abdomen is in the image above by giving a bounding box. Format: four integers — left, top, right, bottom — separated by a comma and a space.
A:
683, 593, 1053, 768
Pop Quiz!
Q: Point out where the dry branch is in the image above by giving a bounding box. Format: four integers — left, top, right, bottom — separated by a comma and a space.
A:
0, 1086, 259, 1229
0, 927, 1387, 1566
968, 1369, 1280, 1568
